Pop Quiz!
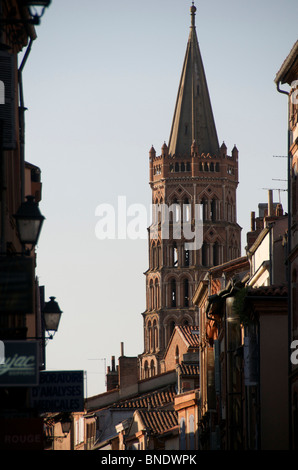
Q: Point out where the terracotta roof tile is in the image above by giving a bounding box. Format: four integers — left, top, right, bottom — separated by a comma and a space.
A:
177, 325, 200, 348
138, 409, 178, 435
247, 284, 288, 297
112, 385, 176, 409
178, 363, 199, 376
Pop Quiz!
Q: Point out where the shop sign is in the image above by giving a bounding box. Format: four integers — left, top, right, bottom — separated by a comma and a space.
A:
31, 370, 84, 413
0, 341, 39, 386
0, 418, 44, 450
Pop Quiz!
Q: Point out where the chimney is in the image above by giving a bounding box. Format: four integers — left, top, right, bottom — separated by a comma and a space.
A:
106, 355, 119, 391
268, 190, 273, 217
250, 211, 255, 231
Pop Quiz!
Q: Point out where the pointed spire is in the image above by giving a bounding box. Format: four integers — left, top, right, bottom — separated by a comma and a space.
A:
168, 3, 219, 157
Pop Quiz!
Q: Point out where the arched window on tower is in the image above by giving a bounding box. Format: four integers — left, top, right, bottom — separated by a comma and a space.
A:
150, 360, 155, 377
154, 278, 159, 310
157, 242, 161, 268
172, 243, 178, 267
201, 198, 208, 222
184, 245, 190, 266
183, 278, 189, 307
144, 361, 149, 379
202, 241, 208, 267
148, 320, 152, 351
149, 280, 154, 310
151, 243, 156, 268
213, 241, 219, 266
170, 279, 177, 307
153, 319, 158, 351
211, 199, 217, 222
183, 198, 190, 222
172, 198, 180, 222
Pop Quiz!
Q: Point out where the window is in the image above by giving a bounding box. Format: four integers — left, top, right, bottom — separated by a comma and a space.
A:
213, 241, 219, 266
184, 198, 190, 222
75, 417, 84, 446
183, 279, 189, 307
184, 246, 190, 266
202, 241, 208, 266
153, 319, 158, 351
171, 279, 176, 307
173, 244, 178, 267
211, 199, 217, 221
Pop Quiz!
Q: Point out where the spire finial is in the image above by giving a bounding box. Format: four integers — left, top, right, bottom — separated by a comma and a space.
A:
190, 2, 196, 27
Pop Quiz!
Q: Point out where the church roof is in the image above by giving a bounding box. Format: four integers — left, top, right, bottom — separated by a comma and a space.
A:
168, 3, 219, 157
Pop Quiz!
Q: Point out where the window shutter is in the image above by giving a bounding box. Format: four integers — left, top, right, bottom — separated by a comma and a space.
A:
0, 51, 16, 149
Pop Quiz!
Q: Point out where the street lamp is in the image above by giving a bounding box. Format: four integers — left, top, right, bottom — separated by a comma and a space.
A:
60, 416, 72, 436
23, 1, 52, 25
13, 195, 45, 250
43, 296, 63, 338
0, 1, 51, 26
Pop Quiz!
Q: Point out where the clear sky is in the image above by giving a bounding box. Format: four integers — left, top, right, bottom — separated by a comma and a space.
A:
21, 0, 297, 397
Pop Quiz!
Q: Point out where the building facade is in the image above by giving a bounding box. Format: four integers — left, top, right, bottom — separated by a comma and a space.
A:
139, 3, 241, 379
275, 40, 298, 451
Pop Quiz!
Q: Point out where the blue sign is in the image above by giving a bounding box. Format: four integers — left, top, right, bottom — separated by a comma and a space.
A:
30, 370, 85, 412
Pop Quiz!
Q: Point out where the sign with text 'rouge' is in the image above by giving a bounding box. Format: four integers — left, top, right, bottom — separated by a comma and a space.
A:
0, 418, 44, 450
30, 370, 85, 413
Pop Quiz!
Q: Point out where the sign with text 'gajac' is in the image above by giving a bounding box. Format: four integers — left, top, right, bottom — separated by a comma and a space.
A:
30, 370, 85, 413
0, 341, 39, 387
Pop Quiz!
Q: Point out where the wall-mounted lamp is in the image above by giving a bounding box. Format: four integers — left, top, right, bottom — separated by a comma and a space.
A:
23, 0, 51, 25
47, 415, 72, 440
43, 296, 63, 339
13, 195, 45, 251
0, 1, 51, 26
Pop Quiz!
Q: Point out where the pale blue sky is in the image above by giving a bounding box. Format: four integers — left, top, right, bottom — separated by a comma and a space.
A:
21, 0, 297, 397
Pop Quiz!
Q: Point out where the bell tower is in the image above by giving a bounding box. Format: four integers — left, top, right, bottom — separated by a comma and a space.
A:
139, 3, 241, 379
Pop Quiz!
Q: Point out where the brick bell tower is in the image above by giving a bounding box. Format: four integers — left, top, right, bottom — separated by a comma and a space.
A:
139, 3, 241, 379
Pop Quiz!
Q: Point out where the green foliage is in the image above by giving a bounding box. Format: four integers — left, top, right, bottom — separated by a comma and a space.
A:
232, 287, 250, 326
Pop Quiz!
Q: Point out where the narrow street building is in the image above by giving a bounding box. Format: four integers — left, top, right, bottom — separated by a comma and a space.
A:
275, 39, 298, 450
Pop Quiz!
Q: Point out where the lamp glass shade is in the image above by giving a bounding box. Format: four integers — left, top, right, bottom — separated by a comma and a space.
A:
14, 196, 45, 246
43, 297, 62, 332
61, 420, 71, 434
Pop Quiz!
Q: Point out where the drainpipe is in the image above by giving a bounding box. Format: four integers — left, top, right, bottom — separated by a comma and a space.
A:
18, 38, 33, 203
276, 80, 292, 450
